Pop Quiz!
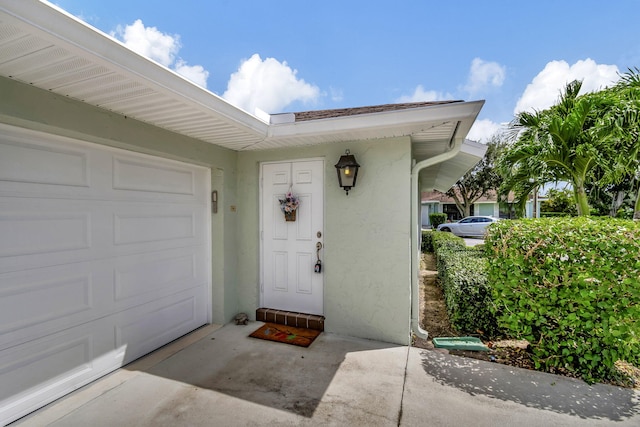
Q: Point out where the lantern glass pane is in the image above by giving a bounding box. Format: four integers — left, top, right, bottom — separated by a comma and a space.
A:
339, 169, 355, 187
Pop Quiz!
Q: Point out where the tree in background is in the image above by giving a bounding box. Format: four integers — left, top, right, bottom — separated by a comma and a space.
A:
499, 78, 634, 216
446, 138, 504, 217
540, 188, 577, 216
585, 162, 637, 217
596, 68, 640, 219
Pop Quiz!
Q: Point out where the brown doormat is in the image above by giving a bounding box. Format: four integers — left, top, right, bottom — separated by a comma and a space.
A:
249, 322, 321, 348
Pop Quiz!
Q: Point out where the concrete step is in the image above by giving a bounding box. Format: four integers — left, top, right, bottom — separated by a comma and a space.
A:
256, 308, 325, 331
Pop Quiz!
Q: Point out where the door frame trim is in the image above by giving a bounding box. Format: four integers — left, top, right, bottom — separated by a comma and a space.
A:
258, 157, 325, 311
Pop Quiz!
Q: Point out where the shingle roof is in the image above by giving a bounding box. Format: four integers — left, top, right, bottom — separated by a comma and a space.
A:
291, 101, 464, 122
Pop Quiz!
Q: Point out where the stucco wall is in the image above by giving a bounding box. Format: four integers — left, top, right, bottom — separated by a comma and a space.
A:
0, 76, 239, 324
237, 138, 412, 345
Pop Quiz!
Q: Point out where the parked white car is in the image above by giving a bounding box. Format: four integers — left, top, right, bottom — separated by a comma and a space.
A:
436, 216, 500, 237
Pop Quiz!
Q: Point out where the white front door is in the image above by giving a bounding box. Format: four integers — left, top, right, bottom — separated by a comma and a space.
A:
261, 160, 324, 315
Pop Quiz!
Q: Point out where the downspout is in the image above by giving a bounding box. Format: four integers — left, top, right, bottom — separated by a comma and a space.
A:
410, 126, 462, 340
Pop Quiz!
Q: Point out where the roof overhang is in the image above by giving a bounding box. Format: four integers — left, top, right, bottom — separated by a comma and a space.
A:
0, 1, 485, 184
419, 139, 488, 192
0, 0, 269, 151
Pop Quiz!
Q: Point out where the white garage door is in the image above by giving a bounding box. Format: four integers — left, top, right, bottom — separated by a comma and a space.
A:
0, 124, 211, 424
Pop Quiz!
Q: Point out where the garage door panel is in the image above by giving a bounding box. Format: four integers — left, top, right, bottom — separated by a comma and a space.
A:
111, 247, 208, 311
109, 151, 209, 205
114, 248, 200, 302
0, 260, 116, 351
0, 285, 207, 423
0, 245, 208, 352
0, 334, 94, 403
0, 124, 211, 425
0, 211, 91, 258
0, 198, 106, 274
112, 155, 196, 196
111, 206, 207, 255
114, 212, 195, 246
0, 317, 123, 424
0, 124, 208, 205
114, 288, 208, 364
0, 134, 90, 189
0, 271, 93, 342
0, 201, 207, 274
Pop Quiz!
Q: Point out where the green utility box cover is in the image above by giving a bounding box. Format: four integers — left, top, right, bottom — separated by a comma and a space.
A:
432, 337, 489, 351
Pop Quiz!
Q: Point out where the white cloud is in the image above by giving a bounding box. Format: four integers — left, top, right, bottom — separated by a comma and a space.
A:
112, 19, 209, 88
395, 85, 453, 103
113, 19, 178, 67
467, 119, 507, 143
463, 58, 506, 94
174, 60, 209, 88
222, 54, 320, 114
514, 59, 620, 114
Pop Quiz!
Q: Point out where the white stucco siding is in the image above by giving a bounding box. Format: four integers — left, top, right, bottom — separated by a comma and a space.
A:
237, 137, 412, 345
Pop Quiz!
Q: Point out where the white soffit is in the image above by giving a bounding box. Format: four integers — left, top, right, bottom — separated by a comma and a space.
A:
0, 1, 267, 151
0, 1, 484, 154
419, 140, 489, 192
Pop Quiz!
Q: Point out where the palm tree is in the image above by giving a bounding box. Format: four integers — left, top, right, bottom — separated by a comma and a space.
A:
500, 80, 617, 215
598, 68, 640, 219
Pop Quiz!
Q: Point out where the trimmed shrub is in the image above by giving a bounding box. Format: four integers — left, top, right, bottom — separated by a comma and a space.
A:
432, 231, 497, 336
421, 230, 434, 253
429, 213, 447, 229
485, 217, 640, 384
432, 230, 466, 253
433, 232, 467, 281
439, 248, 497, 336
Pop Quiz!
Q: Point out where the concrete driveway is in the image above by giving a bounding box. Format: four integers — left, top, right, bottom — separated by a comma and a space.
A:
463, 237, 484, 247
13, 324, 640, 426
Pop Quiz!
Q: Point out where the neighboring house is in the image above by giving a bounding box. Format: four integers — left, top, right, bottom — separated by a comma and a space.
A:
421, 190, 542, 227
0, 2, 486, 423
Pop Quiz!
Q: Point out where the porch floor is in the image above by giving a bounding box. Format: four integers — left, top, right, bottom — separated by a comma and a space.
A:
13, 323, 640, 426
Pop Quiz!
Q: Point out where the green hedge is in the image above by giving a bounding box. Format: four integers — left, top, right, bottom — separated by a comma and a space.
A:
485, 217, 640, 383
421, 230, 434, 253
432, 230, 466, 253
431, 231, 497, 336
429, 213, 447, 229
422, 228, 465, 254
540, 212, 573, 218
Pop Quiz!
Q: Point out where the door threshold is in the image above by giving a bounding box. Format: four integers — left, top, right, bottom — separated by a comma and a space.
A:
256, 308, 324, 331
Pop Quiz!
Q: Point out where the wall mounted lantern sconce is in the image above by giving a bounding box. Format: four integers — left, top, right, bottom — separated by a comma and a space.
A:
334, 149, 360, 195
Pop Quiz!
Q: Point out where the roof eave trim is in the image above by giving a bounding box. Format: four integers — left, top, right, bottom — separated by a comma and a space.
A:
268, 100, 485, 139
0, 1, 269, 137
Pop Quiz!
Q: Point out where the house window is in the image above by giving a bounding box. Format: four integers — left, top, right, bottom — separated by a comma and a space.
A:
499, 202, 520, 219
442, 204, 472, 221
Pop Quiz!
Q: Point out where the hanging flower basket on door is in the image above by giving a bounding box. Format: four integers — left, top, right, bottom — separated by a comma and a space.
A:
284, 210, 297, 222
279, 190, 300, 222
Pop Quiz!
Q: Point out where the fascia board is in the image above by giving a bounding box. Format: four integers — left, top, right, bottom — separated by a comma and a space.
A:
1, 1, 269, 137
268, 100, 485, 139
460, 139, 488, 158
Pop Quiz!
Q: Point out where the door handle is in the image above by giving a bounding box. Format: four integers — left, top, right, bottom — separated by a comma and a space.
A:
315, 242, 323, 273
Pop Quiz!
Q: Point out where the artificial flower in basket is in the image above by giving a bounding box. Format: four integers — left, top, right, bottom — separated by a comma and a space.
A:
279, 190, 300, 221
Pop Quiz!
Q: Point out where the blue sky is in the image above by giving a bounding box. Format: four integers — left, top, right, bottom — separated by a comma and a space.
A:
51, 0, 640, 142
